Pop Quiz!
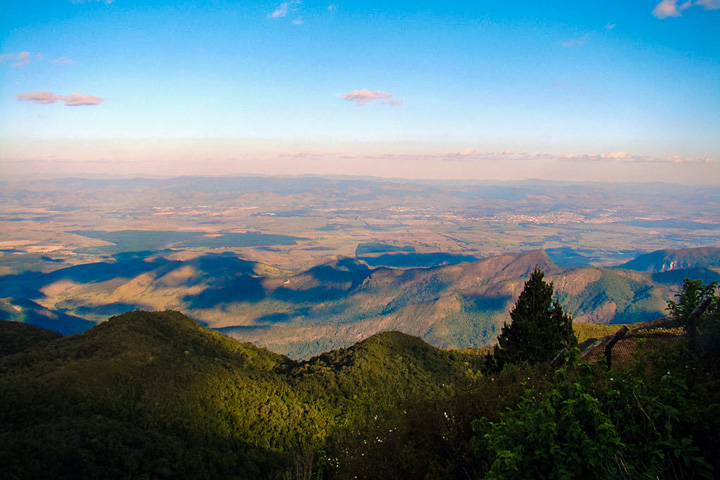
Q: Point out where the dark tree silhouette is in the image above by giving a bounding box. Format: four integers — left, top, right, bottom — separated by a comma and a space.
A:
667, 278, 719, 352
488, 267, 576, 371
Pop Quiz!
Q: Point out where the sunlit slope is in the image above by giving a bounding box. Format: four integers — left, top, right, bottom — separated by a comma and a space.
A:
2, 248, 718, 358
550, 267, 673, 324
619, 246, 720, 272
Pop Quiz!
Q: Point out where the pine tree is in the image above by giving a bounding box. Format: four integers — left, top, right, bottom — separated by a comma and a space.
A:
488, 267, 576, 371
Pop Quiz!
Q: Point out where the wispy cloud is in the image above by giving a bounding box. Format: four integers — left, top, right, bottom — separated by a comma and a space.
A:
269, 1, 303, 24
270, 1, 301, 19
652, 0, 719, 18
696, 0, 720, 9
16, 91, 104, 106
559, 151, 713, 164
14, 51, 30, 67
16, 91, 65, 104
63, 93, 105, 106
69, 0, 114, 4
270, 2, 290, 18
562, 34, 589, 48
280, 149, 713, 165
327, 4, 338, 12
342, 89, 403, 106
653, 0, 692, 18
605, 23, 616, 30
1, 51, 74, 67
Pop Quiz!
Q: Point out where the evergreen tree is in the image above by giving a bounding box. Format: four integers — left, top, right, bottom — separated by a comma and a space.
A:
488, 267, 576, 371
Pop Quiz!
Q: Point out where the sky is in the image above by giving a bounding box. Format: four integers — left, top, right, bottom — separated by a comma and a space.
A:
0, 0, 719, 183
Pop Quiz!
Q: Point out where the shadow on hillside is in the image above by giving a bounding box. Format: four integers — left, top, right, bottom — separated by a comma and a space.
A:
183, 274, 267, 308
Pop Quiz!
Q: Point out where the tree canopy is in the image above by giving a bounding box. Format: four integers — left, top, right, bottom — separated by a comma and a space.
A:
667, 277, 719, 353
488, 267, 576, 371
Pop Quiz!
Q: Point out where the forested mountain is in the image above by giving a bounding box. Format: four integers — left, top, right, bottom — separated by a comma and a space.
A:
0, 319, 62, 356
0, 310, 483, 479
2, 306, 718, 480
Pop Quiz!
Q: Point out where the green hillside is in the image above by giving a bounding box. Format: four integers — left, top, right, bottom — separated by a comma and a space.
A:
0, 319, 62, 356
1, 307, 719, 480
0, 310, 483, 480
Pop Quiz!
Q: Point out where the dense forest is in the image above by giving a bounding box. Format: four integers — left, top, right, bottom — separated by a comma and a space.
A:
1, 274, 718, 479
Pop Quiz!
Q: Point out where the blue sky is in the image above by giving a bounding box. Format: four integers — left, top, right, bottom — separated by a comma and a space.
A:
0, 0, 719, 182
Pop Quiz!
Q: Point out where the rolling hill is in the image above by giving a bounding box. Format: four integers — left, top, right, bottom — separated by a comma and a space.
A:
1, 248, 718, 358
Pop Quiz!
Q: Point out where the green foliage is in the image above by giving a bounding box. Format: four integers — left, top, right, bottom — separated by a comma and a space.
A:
488, 267, 576, 371
0, 319, 62, 356
2, 306, 719, 480
667, 277, 720, 353
481, 355, 623, 480
480, 344, 715, 480
0, 311, 484, 480
667, 278, 718, 326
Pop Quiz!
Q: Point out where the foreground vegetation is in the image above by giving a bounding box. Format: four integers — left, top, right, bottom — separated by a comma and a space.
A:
0, 277, 718, 479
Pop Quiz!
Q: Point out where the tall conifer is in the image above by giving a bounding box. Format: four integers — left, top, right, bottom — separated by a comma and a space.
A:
490, 267, 576, 370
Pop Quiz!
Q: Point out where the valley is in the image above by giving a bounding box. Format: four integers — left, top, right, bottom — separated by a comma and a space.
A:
2, 177, 719, 274
1, 176, 719, 358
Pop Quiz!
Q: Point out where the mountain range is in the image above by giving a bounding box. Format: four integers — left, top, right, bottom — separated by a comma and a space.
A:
1, 246, 718, 358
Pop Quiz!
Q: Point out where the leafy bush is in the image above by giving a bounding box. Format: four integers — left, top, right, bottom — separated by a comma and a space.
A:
479, 348, 714, 480
667, 278, 719, 353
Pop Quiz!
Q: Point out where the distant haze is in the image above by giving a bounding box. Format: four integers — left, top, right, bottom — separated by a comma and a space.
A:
1, 138, 717, 184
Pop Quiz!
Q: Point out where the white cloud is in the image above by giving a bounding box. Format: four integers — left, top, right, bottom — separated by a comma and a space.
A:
652, 0, 718, 18
342, 89, 403, 106
696, 0, 720, 9
16, 91, 104, 106
1, 52, 74, 66
270, 2, 289, 18
14, 51, 30, 67
16, 91, 66, 104
559, 151, 712, 164
270, 1, 300, 19
652, 0, 690, 18
562, 34, 589, 48
64, 93, 104, 106
70, 0, 114, 4
280, 149, 714, 165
